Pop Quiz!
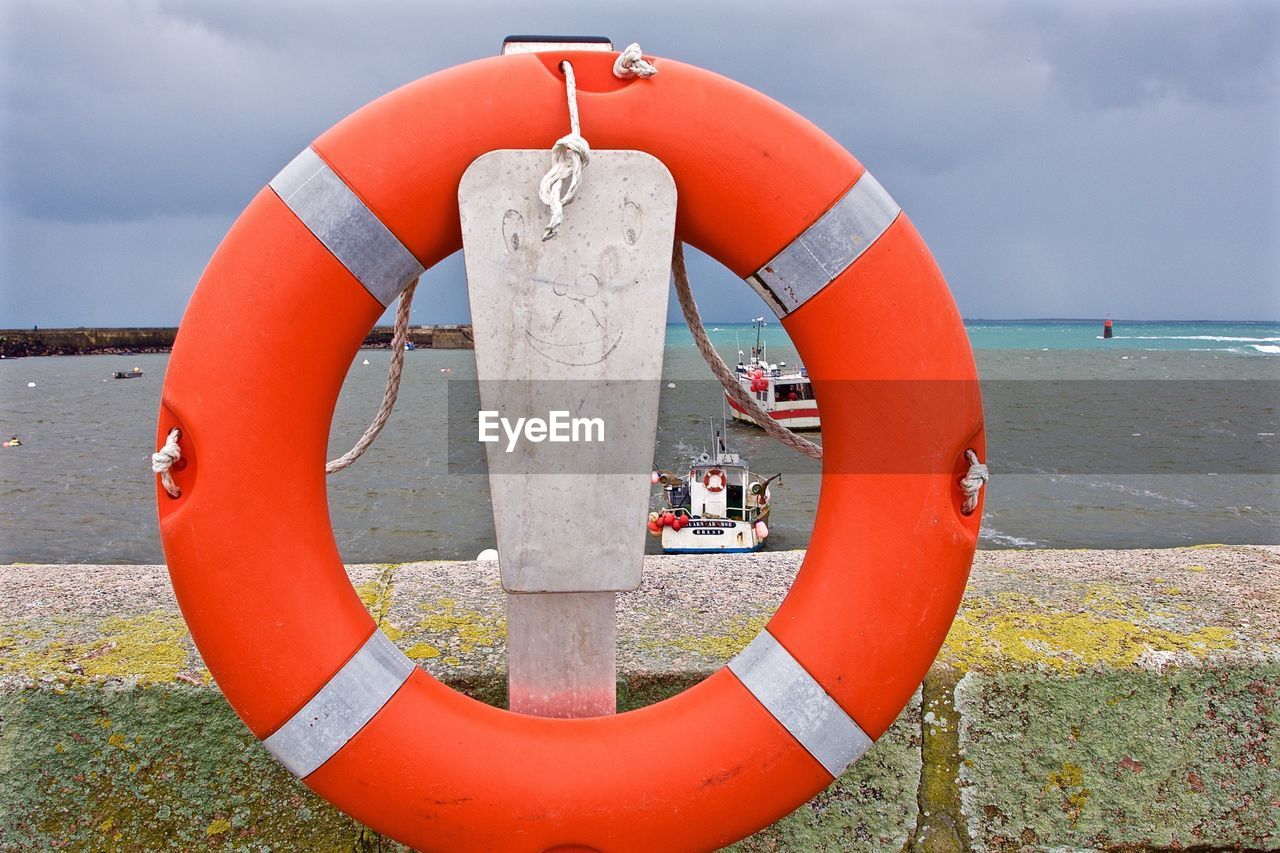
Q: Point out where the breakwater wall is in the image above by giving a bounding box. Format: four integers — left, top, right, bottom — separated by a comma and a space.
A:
1, 546, 1276, 850
0, 325, 473, 357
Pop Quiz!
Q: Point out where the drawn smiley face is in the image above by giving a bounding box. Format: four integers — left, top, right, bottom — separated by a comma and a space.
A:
503, 199, 645, 367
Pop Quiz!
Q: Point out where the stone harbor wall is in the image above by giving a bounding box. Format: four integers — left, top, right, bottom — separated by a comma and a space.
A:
1, 546, 1276, 850
0, 325, 474, 356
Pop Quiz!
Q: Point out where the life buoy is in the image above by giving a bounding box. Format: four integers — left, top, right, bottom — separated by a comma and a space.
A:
157, 47, 984, 851
702, 468, 727, 493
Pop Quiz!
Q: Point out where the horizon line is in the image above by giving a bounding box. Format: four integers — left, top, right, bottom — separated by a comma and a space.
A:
6, 317, 1280, 332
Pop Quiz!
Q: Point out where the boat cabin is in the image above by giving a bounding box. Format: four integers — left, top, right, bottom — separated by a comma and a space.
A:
669, 452, 761, 522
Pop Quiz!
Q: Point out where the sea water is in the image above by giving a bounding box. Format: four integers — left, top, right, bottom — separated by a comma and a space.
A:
1, 320, 1276, 563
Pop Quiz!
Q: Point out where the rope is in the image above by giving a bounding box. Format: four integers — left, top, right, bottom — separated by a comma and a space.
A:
151, 427, 182, 497
539, 43, 659, 240
538, 61, 591, 241
152, 283, 418, 492
613, 43, 657, 78
673, 244, 993, 511
671, 243, 824, 460
326, 280, 417, 474
959, 449, 988, 514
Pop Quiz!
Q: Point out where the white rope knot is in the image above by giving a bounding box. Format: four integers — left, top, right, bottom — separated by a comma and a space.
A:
538, 132, 591, 241
539, 43, 657, 240
152, 427, 182, 498
959, 449, 989, 514
613, 43, 657, 79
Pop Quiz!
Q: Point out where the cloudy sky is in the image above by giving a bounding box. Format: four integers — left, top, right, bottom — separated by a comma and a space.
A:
2, 0, 1277, 327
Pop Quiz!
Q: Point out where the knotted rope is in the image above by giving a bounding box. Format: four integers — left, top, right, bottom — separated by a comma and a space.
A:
151, 427, 182, 497
613, 43, 658, 78
538, 60, 591, 241
959, 449, 989, 514
539, 43, 657, 240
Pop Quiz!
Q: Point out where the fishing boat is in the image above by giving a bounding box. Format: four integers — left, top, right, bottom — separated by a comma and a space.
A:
649, 424, 777, 554
726, 318, 820, 430
113, 367, 143, 379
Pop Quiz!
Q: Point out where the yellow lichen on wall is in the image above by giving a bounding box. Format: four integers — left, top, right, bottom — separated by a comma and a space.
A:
941, 589, 1235, 672
354, 565, 398, 625
416, 599, 504, 656
645, 614, 770, 660
205, 819, 232, 837
0, 612, 192, 684
405, 643, 441, 660
80, 613, 190, 683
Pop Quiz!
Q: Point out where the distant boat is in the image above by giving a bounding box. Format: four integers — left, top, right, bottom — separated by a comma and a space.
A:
1103, 316, 1113, 339
113, 367, 143, 379
726, 318, 820, 430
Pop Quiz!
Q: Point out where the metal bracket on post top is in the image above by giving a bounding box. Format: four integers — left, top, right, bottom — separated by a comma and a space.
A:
459, 150, 676, 717
501, 35, 614, 55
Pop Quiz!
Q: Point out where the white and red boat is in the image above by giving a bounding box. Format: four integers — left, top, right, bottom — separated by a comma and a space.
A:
726, 318, 820, 431
649, 425, 778, 554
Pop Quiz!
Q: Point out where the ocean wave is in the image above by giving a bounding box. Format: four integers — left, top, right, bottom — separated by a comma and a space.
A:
1061, 476, 1197, 507
979, 526, 1041, 547
1249, 344, 1280, 355
1106, 335, 1280, 342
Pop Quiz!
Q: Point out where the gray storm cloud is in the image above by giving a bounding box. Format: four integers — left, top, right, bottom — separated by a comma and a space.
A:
2, 0, 1277, 326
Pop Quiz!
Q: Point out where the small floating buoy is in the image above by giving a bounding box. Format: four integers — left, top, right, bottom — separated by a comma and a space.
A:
26, 382, 35, 388
440, 367, 452, 374
362, 358, 370, 365
1103, 315, 1113, 339
666, 382, 675, 388
2, 436, 20, 448
476, 548, 499, 562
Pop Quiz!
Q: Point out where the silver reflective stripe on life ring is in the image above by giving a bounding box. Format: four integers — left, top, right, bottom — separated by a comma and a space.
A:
746, 171, 901, 318
269, 147, 425, 307
262, 630, 414, 778
728, 629, 873, 777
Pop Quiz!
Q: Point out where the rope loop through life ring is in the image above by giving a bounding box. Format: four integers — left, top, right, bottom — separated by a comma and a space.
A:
155, 43, 985, 851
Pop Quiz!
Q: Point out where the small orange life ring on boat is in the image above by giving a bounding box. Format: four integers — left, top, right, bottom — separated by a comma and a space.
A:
156, 45, 984, 851
702, 468, 727, 493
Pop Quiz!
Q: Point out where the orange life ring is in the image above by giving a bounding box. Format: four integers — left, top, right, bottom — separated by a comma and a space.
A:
702, 468, 727, 493
157, 47, 984, 851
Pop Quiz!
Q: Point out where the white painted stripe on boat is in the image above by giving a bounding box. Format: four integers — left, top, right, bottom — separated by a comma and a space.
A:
269, 147, 425, 307
747, 172, 901, 318
262, 630, 414, 778
727, 629, 872, 777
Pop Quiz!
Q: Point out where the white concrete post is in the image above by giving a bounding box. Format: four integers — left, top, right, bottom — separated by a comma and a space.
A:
460, 149, 676, 716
